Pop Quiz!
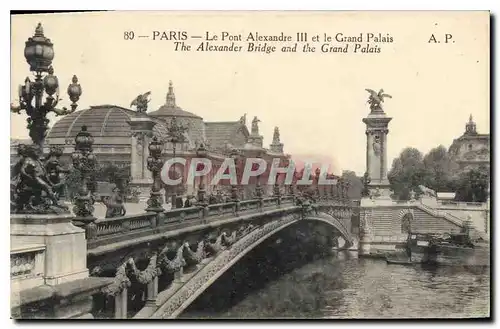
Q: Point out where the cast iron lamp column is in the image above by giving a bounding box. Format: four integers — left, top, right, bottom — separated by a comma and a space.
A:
254, 152, 264, 200
314, 168, 321, 199
72, 126, 98, 238
229, 148, 243, 214
146, 136, 165, 212
229, 149, 241, 202
195, 142, 208, 207
166, 116, 187, 208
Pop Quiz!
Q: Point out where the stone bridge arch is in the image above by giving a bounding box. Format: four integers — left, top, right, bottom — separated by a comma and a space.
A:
148, 210, 353, 319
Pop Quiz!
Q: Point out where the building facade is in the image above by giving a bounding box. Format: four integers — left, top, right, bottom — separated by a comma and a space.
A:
448, 115, 490, 172
11, 81, 289, 199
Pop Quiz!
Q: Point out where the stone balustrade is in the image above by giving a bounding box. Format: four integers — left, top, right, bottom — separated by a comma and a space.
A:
86, 196, 296, 251
438, 201, 486, 208
11, 193, 352, 319
84, 194, 353, 319
11, 244, 46, 292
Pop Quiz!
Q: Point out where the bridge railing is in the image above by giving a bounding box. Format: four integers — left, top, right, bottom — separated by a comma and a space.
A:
87, 195, 296, 245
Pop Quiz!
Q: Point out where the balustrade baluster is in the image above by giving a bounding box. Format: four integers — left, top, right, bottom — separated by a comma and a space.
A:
114, 288, 128, 319
122, 219, 130, 232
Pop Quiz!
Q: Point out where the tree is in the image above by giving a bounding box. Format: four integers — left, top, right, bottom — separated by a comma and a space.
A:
388, 147, 430, 200
423, 145, 457, 192
341, 170, 363, 200
95, 164, 131, 192
454, 167, 489, 202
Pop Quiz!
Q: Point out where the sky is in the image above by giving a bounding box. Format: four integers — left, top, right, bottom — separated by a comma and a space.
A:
10, 12, 490, 176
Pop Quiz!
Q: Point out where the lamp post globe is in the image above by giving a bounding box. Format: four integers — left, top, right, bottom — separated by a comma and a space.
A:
67, 75, 83, 103
24, 23, 55, 73
42, 66, 58, 95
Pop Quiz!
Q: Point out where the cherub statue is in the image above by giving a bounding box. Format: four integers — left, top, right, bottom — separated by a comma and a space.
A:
130, 91, 151, 113
239, 113, 247, 125
103, 187, 126, 218
251, 116, 261, 135
11, 144, 67, 213
44, 146, 70, 200
365, 88, 392, 112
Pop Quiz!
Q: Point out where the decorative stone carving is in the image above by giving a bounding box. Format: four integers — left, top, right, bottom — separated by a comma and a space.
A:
11, 253, 36, 277
418, 185, 436, 198
128, 254, 161, 284
205, 234, 224, 255
158, 244, 186, 274
183, 241, 205, 266
372, 134, 381, 156
152, 214, 299, 319
103, 264, 131, 297
221, 231, 237, 247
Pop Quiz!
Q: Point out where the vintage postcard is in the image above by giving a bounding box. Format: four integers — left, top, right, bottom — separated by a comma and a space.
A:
9, 11, 490, 319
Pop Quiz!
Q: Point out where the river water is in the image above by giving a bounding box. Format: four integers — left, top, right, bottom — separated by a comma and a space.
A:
217, 251, 490, 319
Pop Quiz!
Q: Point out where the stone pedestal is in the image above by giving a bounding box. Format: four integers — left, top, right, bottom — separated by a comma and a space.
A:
11, 276, 112, 319
362, 110, 392, 196
359, 107, 399, 256
11, 214, 89, 288
248, 134, 264, 148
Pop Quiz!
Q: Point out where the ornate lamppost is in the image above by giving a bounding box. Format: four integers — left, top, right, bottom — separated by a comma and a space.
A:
325, 174, 333, 199
330, 175, 337, 199
195, 142, 208, 207
290, 168, 299, 198
146, 136, 164, 212
314, 168, 321, 198
343, 180, 351, 201
254, 152, 264, 200
72, 126, 97, 219
336, 177, 344, 200
10, 23, 82, 214
229, 148, 241, 203
166, 116, 187, 208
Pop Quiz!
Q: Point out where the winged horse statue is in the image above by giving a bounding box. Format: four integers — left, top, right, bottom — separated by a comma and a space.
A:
365, 89, 392, 112
130, 91, 151, 113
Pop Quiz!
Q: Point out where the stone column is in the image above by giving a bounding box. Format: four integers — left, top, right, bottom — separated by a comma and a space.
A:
362, 111, 392, 198
359, 95, 393, 256
128, 116, 157, 203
